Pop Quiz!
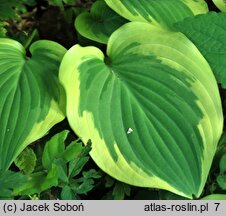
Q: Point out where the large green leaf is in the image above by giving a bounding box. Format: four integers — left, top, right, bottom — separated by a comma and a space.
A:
212, 0, 226, 12
75, 0, 128, 44
174, 12, 226, 88
59, 22, 223, 198
0, 39, 66, 171
104, 0, 208, 29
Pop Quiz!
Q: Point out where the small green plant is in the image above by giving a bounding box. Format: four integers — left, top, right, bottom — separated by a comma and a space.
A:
0, 0, 226, 200
0, 170, 27, 199
104, 176, 131, 200
11, 130, 101, 199
217, 154, 226, 190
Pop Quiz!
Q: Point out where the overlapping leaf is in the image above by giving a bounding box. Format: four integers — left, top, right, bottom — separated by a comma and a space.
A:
201, 194, 226, 200
0, 39, 66, 171
104, 0, 208, 29
212, 0, 226, 12
174, 12, 226, 87
59, 22, 223, 198
75, 1, 127, 44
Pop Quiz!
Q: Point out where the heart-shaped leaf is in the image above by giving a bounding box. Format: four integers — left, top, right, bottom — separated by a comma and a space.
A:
174, 12, 226, 88
59, 22, 223, 198
75, 1, 127, 44
104, 0, 208, 29
212, 0, 226, 12
0, 39, 66, 171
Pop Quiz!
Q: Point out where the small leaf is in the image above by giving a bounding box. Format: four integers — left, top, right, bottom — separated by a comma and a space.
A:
105, 175, 115, 188
0, 170, 27, 199
14, 164, 59, 195
68, 142, 91, 177
82, 169, 102, 179
112, 182, 131, 200
41, 164, 59, 190
219, 154, 226, 174
62, 140, 84, 162
42, 130, 86, 173
61, 185, 75, 200
218, 132, 226, 148
69, 169, 101, 195
54, 158, 68, 183
42, 130, 69, 170
71, 178, 95, 194
13, 172, 45, 195
75, 0, 127, 44
69, 157, 89, 178
217, 174, 226, 190
14, 147, 37, 174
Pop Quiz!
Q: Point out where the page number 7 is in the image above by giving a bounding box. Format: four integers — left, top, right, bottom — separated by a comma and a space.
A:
214, 203, 220, 211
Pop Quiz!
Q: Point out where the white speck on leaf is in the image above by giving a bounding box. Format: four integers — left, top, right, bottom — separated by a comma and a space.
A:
127, 128, 133, 134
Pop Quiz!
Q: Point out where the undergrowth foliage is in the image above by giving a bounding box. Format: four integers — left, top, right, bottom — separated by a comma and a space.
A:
0, 0, 226, 200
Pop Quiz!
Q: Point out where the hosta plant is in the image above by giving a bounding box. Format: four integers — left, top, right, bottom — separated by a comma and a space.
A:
0, 0, 226, 200
59, 21, 223, 198
0, 39, 66, 171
